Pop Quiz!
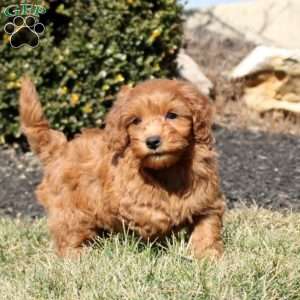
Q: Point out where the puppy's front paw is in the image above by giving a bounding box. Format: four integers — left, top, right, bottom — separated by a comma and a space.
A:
188, 214, 224, 260
190, 241, 224, 260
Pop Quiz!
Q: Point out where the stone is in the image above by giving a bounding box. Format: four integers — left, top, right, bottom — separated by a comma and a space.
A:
231, 46, 300, 114
186, 0, 300, 49
177, 49, 213, 96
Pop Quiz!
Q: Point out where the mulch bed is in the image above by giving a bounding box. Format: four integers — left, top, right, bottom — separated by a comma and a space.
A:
0, 126, 299, 218
215, 126, 300, 211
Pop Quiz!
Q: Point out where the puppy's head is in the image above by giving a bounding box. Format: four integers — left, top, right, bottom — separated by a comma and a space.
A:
105, 79, 213, 169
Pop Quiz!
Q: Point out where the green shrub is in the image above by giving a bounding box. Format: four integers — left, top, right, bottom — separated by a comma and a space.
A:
0, 0, 183, 143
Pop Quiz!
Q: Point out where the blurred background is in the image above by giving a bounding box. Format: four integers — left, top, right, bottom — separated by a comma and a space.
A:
0, 0, 299, 218
186, 0, 244, 9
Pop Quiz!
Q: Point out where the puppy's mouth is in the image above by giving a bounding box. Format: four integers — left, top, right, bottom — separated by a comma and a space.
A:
142, 151, 182, 169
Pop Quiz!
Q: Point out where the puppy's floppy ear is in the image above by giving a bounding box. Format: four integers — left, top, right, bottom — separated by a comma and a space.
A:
178, 81, 213, 146
105, 85, 132, 159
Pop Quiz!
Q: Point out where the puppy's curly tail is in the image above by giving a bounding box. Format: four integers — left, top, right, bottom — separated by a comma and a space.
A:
20, 77, 67, 164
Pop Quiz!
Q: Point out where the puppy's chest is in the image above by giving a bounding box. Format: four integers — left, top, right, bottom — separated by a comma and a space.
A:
116, 183, 194, 238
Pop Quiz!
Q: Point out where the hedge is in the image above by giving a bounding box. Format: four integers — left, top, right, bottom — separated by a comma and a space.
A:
0, 0, 183, 143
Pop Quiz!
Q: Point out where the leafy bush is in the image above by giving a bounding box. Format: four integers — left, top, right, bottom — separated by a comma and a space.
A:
0, 0, 183, 143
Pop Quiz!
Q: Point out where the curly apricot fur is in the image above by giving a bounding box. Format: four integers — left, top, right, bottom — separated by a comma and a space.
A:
20, 77, 225, 258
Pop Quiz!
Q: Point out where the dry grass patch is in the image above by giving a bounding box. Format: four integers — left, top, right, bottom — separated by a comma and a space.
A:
0, 208, 300, 299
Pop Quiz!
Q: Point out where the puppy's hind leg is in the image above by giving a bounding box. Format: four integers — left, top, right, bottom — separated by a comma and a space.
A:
48, 209, 98, 258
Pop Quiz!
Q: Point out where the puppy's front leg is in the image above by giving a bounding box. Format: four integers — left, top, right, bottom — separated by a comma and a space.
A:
189, 214, 223, 259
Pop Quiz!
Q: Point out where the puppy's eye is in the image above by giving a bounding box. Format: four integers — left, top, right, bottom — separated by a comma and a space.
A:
132, 117, 142, 125
166, 112, 178, 120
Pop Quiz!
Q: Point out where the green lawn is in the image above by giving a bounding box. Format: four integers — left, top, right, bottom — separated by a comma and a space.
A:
0, 208, 299, 300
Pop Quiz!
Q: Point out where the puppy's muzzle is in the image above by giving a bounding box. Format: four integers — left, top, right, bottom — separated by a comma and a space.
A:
146, 135, 161, 150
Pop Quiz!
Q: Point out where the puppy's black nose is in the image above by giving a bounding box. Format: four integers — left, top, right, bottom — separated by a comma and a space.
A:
146, 136, 161, 150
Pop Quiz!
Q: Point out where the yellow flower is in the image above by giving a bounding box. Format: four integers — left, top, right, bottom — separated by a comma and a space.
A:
127, 82, 134, 88
70, 93, 80, 106
153, 63, 160, 71
58, 55, 64, 62
3, 34, 10, 44
64, 48, 70, 56
102, 84, 110, 91
149, 29, 161, 42
58, 86, 68, 96
115, 74, 125, 83
15, 79, 21, 88
67, 70, 76, 78
127, 0, 134, 4
8, 72, 17, 81
82, 103, 93, 114
6, 82, 16, 90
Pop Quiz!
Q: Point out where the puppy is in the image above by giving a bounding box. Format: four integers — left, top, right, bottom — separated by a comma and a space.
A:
20, 78, 225, 258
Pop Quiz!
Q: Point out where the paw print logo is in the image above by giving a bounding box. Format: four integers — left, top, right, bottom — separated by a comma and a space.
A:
4, 16, 45, 48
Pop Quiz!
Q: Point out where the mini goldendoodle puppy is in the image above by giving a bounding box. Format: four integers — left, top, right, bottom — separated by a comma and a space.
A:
20, 77, 225, 258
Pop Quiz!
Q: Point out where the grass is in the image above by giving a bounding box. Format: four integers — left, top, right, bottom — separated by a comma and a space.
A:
0, 208, 300, 300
